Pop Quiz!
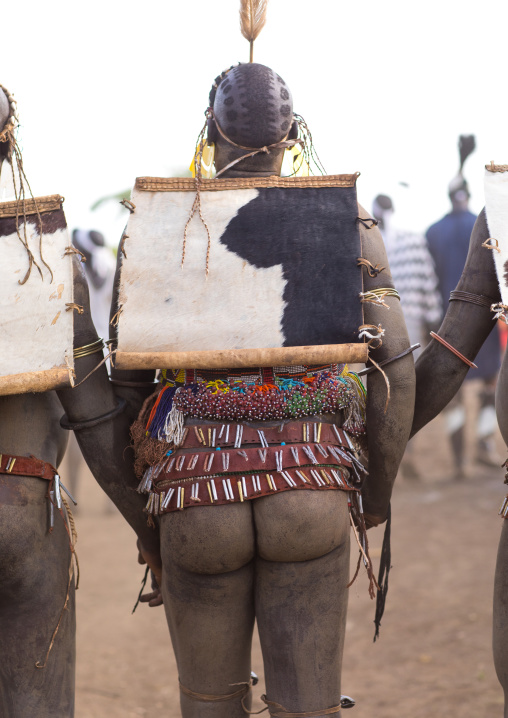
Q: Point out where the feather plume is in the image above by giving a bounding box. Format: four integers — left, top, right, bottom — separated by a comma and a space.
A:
240, 0, 268, 62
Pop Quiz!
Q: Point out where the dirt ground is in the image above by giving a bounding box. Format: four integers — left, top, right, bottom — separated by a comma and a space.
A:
71, 382, 506, 717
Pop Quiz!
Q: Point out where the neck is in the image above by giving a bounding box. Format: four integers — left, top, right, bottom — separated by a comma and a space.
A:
451, 200, 469, 213
214, 140, 284, 179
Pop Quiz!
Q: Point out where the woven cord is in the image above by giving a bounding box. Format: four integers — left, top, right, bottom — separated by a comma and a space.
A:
179, 679, 250, 703
35, 493, 78, 668
261, 696, 341, 716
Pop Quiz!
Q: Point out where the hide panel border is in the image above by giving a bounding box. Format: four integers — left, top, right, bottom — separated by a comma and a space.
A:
135, 174, 360, 193
0, 194, 64, 218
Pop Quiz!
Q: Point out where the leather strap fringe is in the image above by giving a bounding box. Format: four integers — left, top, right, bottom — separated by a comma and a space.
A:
357, 344, 420, 377
357, 257, 385, 277
491, 303, 508, 324
356, 216, 378, 229
373, 504, 392, 641
65, 303, 84, 314
429, 332, 478, 369
361, 354, 390, 413
481, 237, 501, 253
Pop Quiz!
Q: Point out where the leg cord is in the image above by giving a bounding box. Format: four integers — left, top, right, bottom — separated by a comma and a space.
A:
178, 679, 344, 716
348, 495, 379, 599
179, 679, 251, 703
261, 696, 342, 716
35, 494, 78, 668
132, 565, 150, 614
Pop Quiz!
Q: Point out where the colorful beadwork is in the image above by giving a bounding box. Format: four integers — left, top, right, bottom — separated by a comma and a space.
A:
146, 365, 366, 444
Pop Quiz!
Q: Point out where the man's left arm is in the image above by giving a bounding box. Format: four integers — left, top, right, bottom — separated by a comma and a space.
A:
357, 211, 415, 527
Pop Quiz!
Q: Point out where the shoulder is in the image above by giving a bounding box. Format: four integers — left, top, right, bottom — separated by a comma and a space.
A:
465, 210, 478, 226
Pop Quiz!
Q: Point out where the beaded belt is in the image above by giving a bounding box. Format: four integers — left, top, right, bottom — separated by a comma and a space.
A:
137, 420, 366, 516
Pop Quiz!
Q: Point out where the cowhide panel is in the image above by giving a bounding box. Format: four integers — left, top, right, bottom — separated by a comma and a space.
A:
0, 203, 74, 394
117, 178, 363, 368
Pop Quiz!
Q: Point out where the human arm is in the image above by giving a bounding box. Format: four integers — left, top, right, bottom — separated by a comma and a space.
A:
411, 209, 500, 438
56, 257, 161, 577
108, 235, 157, 421
357, 209, 416, 527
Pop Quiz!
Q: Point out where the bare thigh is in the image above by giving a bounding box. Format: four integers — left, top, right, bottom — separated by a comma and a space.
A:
159, 503, 256, 716
0, 475, 75, 718
253, 490, 351, 714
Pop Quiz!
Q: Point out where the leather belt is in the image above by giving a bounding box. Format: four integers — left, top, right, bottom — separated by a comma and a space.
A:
0, 453, 57, 481
178, 422, 355, 450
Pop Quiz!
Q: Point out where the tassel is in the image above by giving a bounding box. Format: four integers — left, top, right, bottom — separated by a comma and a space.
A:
239, 0, 268, 62
162, 397, 185, 446
373, 504, 392, 642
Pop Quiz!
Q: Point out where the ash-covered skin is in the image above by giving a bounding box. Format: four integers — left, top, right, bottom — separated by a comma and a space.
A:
0, 85, 160, 716
410, 209, 508, 716
113, 61, 415, 716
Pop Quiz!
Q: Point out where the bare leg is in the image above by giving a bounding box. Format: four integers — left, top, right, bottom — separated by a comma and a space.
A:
0, 476, 75, 718
254, 491, 350, 715
494, 520, 508, 717
444, 389, 466, 479
159, 503, 255, 718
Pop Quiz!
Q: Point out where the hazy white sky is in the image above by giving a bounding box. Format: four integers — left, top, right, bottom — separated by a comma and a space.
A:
1, 0, 508, 243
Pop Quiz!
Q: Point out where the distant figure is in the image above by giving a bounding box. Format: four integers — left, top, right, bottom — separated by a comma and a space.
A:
425, 136, 501, 477
373, 194, 441, 357
373, 194, 441, 479
72, 229, 116, 341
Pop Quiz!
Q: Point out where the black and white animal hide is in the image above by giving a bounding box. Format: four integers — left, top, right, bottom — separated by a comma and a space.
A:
117, 176, 364, 368
0, 197, 75, 394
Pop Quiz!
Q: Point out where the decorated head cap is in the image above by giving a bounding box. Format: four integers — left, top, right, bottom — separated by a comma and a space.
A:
212, 63, 294, 149
190, 0, 325, 184
187, 0, 324, 272
0, 84, 53, 284
206, 3, 296, 154
0, 84, 18, 164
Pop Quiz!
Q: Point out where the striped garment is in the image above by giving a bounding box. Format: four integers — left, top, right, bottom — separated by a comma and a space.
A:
382, 228, 442, 348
